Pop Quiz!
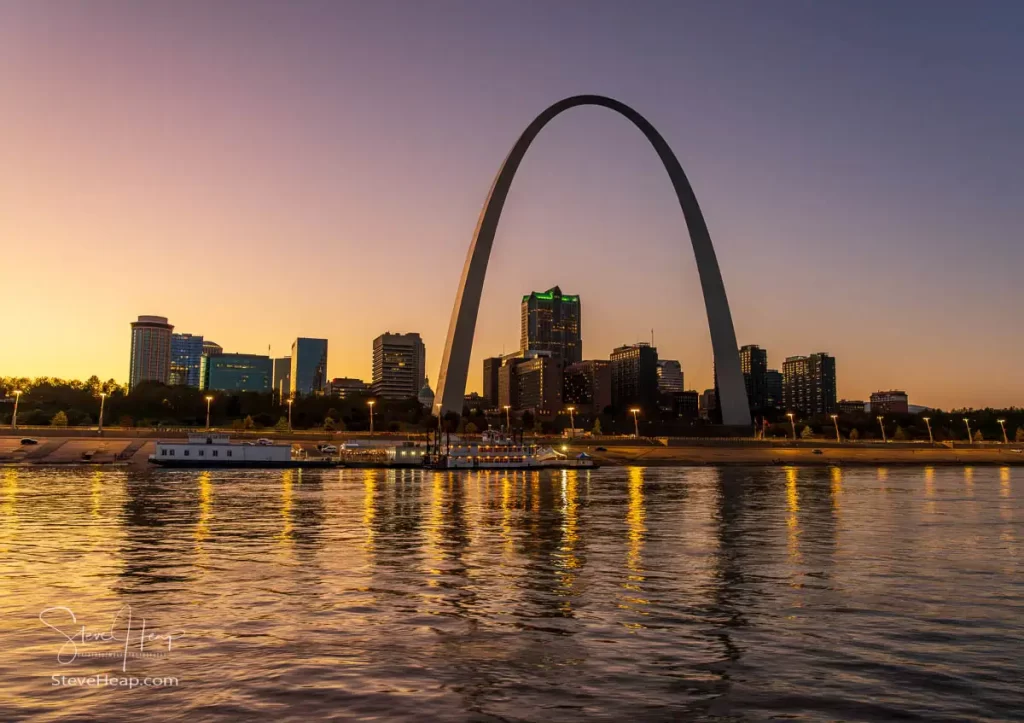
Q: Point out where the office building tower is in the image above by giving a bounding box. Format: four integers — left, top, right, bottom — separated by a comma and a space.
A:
668, 390, 700, 418
563, 360, 612, 415
765, 369, 783, 410
170, 333, 204, 387
371, 332, 426, 400
202, 340, 223, 357
326, 377, 369, 398
290, 338, 328, 396
782, 353, 837, 417
129, 315, 173, 389
482, 357, 502, 409
739, 344, 769, 411
520, 286, 582, 363
656, 359, 684, 394
700, 388, 717, 418
870, 390, 909, 415
272, 357, 291, 399
610, 343, 659, 412
515, 355, 563, 413
201, 353, 273, 392
838, 399, 866, 414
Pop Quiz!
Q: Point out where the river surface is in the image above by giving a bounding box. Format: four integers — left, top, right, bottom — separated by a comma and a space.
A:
0, 466, 1020, 722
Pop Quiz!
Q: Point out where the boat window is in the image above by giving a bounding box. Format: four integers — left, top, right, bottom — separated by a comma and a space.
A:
199, 450, 204, 456
212, 450, 218, 457
184, 450, 189, 456
169, 449, 175, 456
161, 449, 167, 456
227, 450, 232, 457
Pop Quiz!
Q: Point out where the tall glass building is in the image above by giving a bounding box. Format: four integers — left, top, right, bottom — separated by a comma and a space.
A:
290, 338, 328, 396
520, 286, 581, 364
201, 354, 272, 392
170, 333, 204, 387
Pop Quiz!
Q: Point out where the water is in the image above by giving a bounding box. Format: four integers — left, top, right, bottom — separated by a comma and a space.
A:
0, 466, 1020, 722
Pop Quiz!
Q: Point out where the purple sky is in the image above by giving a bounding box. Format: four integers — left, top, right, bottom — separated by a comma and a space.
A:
1, 1, 1022, 408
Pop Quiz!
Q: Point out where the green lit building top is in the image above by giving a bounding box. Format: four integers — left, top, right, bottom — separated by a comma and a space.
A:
520, 286, 582, 364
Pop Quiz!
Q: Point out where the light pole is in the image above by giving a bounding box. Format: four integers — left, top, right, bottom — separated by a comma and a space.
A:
963, 418, 973, 444
205, 395, 213, 430
503, 405, 511, 432
566, 406, 576, 439
923, 416, 934, 444
11, 390, 22, 430
287, 398, 294, 432
831, 414, 840, 443
368, 400, 375, 436
630, 408, 641, 438
877, 416, 887, 443
998, 419, 1008, 445
787, 412, 796, 440
98, 392, 107, 435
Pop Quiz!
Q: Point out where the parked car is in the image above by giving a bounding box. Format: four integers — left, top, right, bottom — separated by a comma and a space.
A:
812, 449, 823, 455
320, 444, 338, 454
256, 438, 273, 446
595, 446, 607, 452
20, 438, 39, 445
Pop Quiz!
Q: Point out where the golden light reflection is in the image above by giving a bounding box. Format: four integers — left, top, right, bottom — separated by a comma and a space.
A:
277, 469, 294, 546
785, 466, 802, 565
424, 472, 445, 584
0, 468, 19, 554
621, 467, 649, 626
361, 469, 376, 555
558, 470, 580, 608
90, 470, 103, 520
964, 466, 974, 496
924, 466, 936, 515
829, 466, 843, 517
999, 467, 1010, 498
195, 471, 212, 551
877, 467, 889, 483
500, 472, 514, 556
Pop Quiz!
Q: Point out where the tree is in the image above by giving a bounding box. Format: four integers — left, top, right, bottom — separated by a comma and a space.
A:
592, 418, 602, 435
1016, 427, 1024, 443
275, 417, 289, 433
465, 422, 478, 434
894, 425, 908, 441
973, 430, 984, 443
800, 425, 814, 440
324, 416, 336, 432
51, 410, 68, 427
848, 428, 860, 441
243, 415, 255, 430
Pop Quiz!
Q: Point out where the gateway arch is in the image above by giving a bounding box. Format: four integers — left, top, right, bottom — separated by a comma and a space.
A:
433, 95, 751, 427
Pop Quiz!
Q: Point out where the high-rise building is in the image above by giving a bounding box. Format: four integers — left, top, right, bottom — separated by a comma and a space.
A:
515, 355, 563, 414
202, 340, 223, 357
371, 332, 425, 400
838, 399, 866, 414
498, 358, 520, 412
739, 344, 769, 411
766, 369, 783, 410
201, 353, 273, 392
290, 338, 328, 396
272, 357, 291, 399
129, 315, 173, 389
656, 359, 684, 394
482, 357, 502, 410
668, 390, 700, 418
170, 332, 204, 387
870, 390, 909, 415
782, 353, 837, 417
326, 377, 368, 398
563, 360, 612, 415
610, 343, 659, 413
521, 286, 582, 364
700, 388, 717, 419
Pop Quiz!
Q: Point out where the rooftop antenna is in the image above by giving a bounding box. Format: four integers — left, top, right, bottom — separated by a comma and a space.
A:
651, 328, 654, 347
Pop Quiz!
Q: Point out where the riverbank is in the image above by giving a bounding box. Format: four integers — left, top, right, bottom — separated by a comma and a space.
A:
1, 433, 1021, 468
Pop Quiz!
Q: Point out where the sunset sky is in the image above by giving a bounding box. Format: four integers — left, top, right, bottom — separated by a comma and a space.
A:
2, 1, 1022, 409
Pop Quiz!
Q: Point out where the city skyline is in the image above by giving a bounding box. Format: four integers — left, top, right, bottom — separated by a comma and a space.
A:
3, 2, 1023, 409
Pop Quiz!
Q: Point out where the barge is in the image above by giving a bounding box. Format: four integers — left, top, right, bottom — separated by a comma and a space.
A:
150, 434, 338, 468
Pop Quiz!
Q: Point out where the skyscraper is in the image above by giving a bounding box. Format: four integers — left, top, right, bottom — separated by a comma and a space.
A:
656, 359, 684, 394
766, 369, 783, 409
482, 357, 502, 410
170, 333, 204, 387
563, 359, 612, 414
521, 286, 582, 363
201, 353, 273, 392
290, 338, 328, 396
371, 332, 425, 400
739, 344, 769, 411
202, 340, 223, 357
610, 343, 659, 412
272, 357, 291, 398
515, 355, 563, 413
782, 353, 837, 417
129, 315, 173, 389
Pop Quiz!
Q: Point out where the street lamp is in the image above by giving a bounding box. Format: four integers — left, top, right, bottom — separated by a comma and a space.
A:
98, 392, 107, 435
368, 400, 376, 435
205, 395, 214, 430
11, 390, 22, 430
831, 414, 840, 443
877, 416, 887, 443
630, 408, 641, 439
787, 412, 796, 440
963, 418, 973, 444
923, 416, 934, 444
287, 397, 294, 432
503, 405, 511, 432
998, 419, 1008, 445
566, 406, 576, 439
